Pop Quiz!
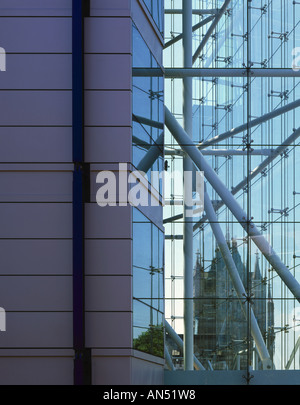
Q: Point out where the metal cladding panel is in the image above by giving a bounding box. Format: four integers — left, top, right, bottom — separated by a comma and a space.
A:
0, 276, 72, 311
0, 357, 74, 385
91, 356, 131, 385
85, 239, 132, 276
84, 90, 132, 127
90, 0, 131, 17
0, 91, 72, 126
0, 55, 72, 89
85, 204, 132, 239
0, 127, 72, 163
0, 0, 72, 16
0, 313, 73, 348
85, 127, 132, 163
85, 54, 131, 90
0, 203, 72, 238
0, 18, 72, 53
0, 172, 72, 202
85, 312, 132, 348
85, 276, 132, 312
91, 351, 164, 385
0, 240, 72, 275
84, 17, 132, 54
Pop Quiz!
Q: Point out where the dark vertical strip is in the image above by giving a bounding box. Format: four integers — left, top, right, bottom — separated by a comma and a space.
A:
72, 0, 91, 385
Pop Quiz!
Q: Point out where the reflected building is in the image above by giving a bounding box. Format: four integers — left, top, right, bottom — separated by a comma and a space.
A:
193, 239, 275, 371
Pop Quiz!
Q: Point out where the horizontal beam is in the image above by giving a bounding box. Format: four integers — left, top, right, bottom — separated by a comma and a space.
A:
165, 200, 184, 205
164, 9, 219, 15
165, 68, 300, 78
132, 68, 164, 77
165, 148, 274, 156
133, 68, 300, 78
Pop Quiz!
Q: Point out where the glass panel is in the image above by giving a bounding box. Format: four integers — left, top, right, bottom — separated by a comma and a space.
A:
143, 0, 164, 35
164, 0, 300, 375
132, 23, 164, 194
132, 208, 164, 357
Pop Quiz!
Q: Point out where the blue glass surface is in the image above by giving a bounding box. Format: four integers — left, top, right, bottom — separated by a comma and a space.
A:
142, 0, 164, 35
132, 23, 164, 194
132, 208, 164, 357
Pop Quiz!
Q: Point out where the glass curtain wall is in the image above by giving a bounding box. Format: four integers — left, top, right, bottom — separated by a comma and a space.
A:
131, 20, 165, 358
132, 208, 164, 357
132, 22, 164, 194
143, 0, 165, 35
164, 0, 300, 373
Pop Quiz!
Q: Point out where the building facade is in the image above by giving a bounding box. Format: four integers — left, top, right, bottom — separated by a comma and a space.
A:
163, 0, 300, 385
1, 0, 300, 387
0, 0, 165, 385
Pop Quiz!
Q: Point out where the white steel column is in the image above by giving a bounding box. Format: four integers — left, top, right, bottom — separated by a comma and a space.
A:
182, 0, 194, 371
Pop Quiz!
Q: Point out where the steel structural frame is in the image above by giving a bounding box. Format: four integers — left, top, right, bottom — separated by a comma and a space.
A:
165, 106, 300, 303
163, 0, 300, 374
182, 0, 194, 371
192, 0, 232, 64
163, 127, 300, 226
